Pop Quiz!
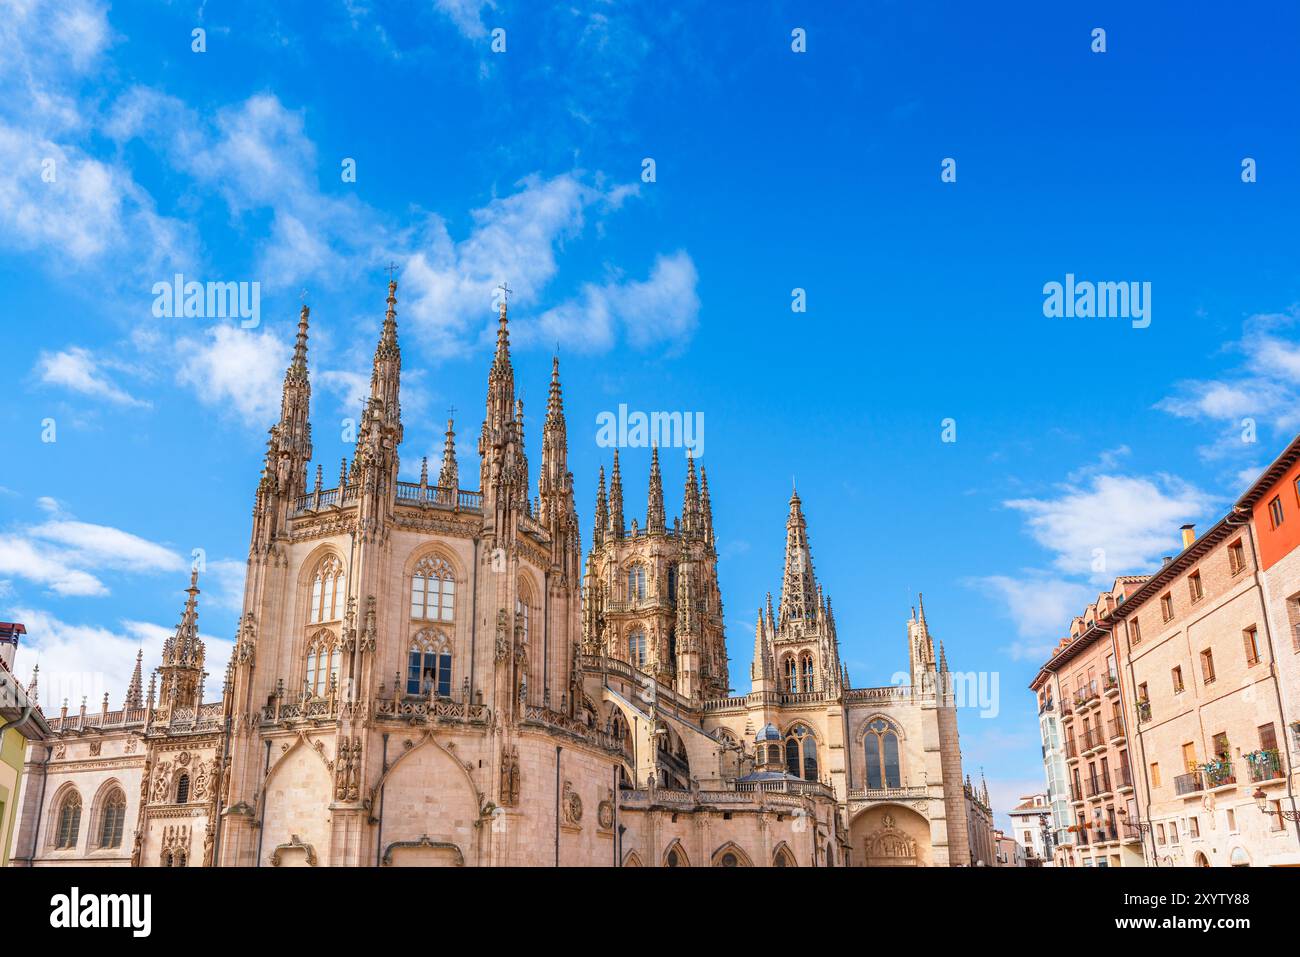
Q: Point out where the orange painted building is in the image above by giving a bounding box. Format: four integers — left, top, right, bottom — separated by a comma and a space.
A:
1244, 440, 1300, 572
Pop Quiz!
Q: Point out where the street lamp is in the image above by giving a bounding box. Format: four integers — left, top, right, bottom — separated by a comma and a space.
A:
1252, 787, 1300, 822
1116, 806, 1152, 832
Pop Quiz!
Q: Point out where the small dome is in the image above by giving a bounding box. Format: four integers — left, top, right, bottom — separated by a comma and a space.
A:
755, 723, 781, 743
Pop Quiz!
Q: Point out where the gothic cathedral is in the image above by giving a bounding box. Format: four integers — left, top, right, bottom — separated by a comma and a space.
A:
8, 282, 992, 867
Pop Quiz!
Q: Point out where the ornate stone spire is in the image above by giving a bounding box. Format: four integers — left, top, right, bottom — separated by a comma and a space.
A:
751, 604, 772, 684
593, 465, 608, 548
124, 649, 144, 709
478, 292, 529, 530
264, 304, 313, 503
682, 450, 701, 537
159, 570, 206, 710
607, 450, 624, 539
777, 485, 818, 625
646, 446, 666, 534
438, 418, 458, 491
26, 664, 38, 707
364, 280, 403, 441
700, 466, 715, 547
538, 357, 571, 527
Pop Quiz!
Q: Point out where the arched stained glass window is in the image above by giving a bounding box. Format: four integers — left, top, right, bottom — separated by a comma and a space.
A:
627, 565, 646, 602
55, 791, 81, 849
864, 718, 902, 789
407, 631, 453, 698
310, 556, 345, 623
785, 725, 818, 781
98, 789, 126, 848
411, 557, 455, 621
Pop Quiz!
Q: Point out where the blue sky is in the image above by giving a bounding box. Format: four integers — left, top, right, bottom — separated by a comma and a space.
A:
2, 1, 1299, 825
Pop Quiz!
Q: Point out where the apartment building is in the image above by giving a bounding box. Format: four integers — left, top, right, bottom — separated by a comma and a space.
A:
1032, 579, 1147, 867
1028, 674, 1073, 857
1007, 793, 1053, 865
1112, 518, 1300, 867
1238, 435, 1300, 810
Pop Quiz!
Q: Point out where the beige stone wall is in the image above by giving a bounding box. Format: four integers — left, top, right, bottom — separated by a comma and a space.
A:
1122, 528, 1300, 867
14, 731, 144, 866
1258, 544, 1300, 804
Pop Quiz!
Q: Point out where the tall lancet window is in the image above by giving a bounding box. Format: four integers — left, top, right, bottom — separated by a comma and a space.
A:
310, 556, 345, 623
407, 630, 452, 698
864, 719, 902, 789
411, 556, 455, 622
98, 788, 126, 848
516, 579, 532, 646
304, 629, 340, 697
783, 656, 798, 693
785, 725, 818, 781
55, 791, 82, 849
628, 629, 647, 668
800, 652, 816, 693
627, 565, 646, 603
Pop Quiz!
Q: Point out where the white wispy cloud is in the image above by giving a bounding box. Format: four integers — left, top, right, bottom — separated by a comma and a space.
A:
528, 250, 700, 354
433, 0, 497, 39
0, 506, 185, 598
1156, 310, 1300, 459
35, 346, 149, 407
176, 325, 290, 426
10, 607, 233, 709
1005, 473, 1217, 582
971, 574, 1092, 659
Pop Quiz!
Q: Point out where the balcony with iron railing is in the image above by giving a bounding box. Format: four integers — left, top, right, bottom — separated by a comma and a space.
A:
1061, 699, 1075, 721
1174, 771, 1203, 796
1107, 719, 1126, 744
1204, 760, 1236, 790
1084, 772, 1112, 800
1246, 749, 1283, 784
1069, 784, 1085, 806
1074, 681, 1101, 711
1081, 726, 1106, 756
1116, 763, 1134, 792
1064, 738, 1079, 762
1103, 673, 1120, 698
1121, 823, 1142, 843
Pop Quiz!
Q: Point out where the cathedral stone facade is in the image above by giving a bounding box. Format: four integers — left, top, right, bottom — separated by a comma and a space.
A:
8, 283, 987, 867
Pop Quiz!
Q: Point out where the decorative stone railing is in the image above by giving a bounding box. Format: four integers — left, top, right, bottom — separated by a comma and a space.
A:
735, 778, 836, 800
845, 685, 915, 702
294, 484, 358, 514
522, 705, 622, 752
292, 483, 484, 516
46, 701, 226, 735
848, 786, 928, 802
261, 696, 339, 724
373, 697, 488, 724
394, 483, 483, 511
619, 779, 831, 810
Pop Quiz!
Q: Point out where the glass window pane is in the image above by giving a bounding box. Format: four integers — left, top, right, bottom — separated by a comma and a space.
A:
883, 732, 901, 788
785, 738, 800, 776
438, 652, 452, 697
411, 576, 425, 617
865, 735, 882, 789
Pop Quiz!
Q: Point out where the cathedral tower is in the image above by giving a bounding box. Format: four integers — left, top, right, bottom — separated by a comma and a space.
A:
581, 449, 728, 700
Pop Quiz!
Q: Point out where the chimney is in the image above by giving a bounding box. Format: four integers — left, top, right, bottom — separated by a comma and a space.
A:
0, 622, 25, 673
1180, 524, 1196, 549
